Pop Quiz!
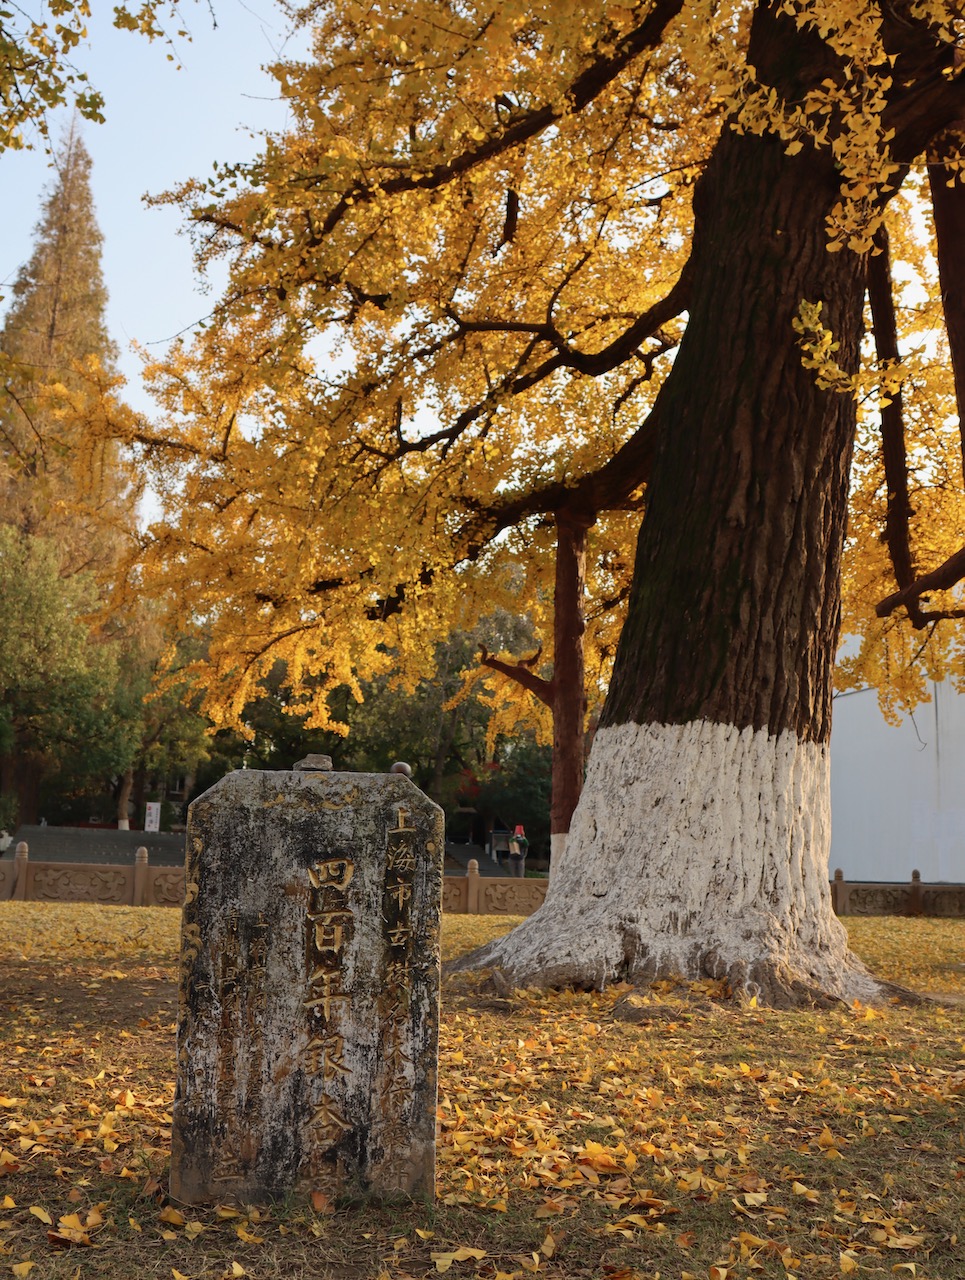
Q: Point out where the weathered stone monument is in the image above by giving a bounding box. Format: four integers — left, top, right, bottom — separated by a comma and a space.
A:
169, 760, 444, 1204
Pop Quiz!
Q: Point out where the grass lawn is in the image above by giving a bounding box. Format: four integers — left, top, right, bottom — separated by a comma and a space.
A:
0, 904, 962, 1279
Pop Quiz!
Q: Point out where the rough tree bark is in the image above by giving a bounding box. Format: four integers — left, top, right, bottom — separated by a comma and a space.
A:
466, 3, 965, 1005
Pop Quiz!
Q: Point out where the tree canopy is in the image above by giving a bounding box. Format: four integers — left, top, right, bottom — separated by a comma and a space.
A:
0, 3, 190, 151
88, 0, 965, 1000
113, 0, 965, 748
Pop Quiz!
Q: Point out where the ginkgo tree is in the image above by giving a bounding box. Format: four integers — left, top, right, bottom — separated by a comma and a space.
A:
120, 0, 711, 852
120, 0, 965, 1005
0, 2, 193, 152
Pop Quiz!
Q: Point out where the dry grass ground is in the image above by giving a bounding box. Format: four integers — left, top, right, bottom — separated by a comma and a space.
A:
0, 904, 962, 1280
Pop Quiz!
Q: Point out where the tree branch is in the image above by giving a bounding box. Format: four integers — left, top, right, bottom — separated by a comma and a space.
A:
308, 0, 686, 242
445, 260, 691, 381
876, 544, 965, 619
866, 226, 924, 626
479, 644, 553, 706
880, 10, 965, 164
359, 261, 690, 477
928, 121, 965, 482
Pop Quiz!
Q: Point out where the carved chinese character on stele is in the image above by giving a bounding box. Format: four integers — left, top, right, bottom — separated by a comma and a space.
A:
169, 765, 444, 1206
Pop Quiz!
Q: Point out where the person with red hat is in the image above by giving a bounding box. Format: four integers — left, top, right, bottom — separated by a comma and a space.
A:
508, 825, 529, 878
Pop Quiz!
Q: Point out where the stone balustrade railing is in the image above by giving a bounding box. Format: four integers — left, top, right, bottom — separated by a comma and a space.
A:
443, 859, 550, 916
1, 841, 185, 908
2, 843, 963, 917
830, 867, 965, 916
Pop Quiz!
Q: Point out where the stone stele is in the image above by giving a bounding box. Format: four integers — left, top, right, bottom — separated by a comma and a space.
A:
169, 769, 444, 1204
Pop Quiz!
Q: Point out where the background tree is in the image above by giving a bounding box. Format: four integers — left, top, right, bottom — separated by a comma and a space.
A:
110, 0, 965, 1003
0, 125, 210, 828
0, 526, 128, 825
454, 737, 553, 861
0, 122, 137, 573
180, 622, 553, 853
0, 125, 138, 825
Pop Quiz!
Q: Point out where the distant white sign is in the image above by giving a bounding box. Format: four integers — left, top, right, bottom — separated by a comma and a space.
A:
144, 802, 161, 833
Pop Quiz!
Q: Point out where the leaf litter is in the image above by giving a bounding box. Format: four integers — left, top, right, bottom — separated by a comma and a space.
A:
0, 903, 962, 1279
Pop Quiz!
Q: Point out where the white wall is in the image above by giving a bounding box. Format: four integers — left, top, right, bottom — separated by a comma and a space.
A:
830, 680, 965, 883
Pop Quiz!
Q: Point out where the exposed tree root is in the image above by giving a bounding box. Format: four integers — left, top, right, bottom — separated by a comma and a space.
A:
449, 922, 893, 1011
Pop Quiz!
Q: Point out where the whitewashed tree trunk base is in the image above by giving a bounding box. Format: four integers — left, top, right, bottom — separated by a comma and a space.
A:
466, 721, 883, 1008
549, 832, 568, 873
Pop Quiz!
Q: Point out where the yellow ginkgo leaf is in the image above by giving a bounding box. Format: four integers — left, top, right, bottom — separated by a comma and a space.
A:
28, 1206, 51, 1225
886, 1235, 925, 1250
431, 1247, 487, 1272
235, 1225, 264, 1244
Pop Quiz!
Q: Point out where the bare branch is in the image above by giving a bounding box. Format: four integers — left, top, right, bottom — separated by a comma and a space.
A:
866, 226, 923, 626
928, 121, 965, 481
876, 544, 965, 619
479, 644, 553, 706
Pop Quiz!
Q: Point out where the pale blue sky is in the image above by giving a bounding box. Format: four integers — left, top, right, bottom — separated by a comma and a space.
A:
0, 0, 300, 413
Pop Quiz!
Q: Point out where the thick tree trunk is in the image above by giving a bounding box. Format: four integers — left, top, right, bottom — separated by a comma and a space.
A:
549, 513, 589, 863
471, 14, 883, 1006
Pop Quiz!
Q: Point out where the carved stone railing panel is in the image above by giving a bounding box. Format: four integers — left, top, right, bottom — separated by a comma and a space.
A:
442, 878, 468, 913
921, 887, 965, 916
28, 864, 132, 904
150, 868, 186, 906
843, 885, 910, 915
0, 863, 13, 901
478, 879, 548, 916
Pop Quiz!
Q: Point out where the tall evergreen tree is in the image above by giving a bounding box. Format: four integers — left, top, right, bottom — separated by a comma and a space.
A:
0, 123, 160, 826
0, 120, 134, 574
